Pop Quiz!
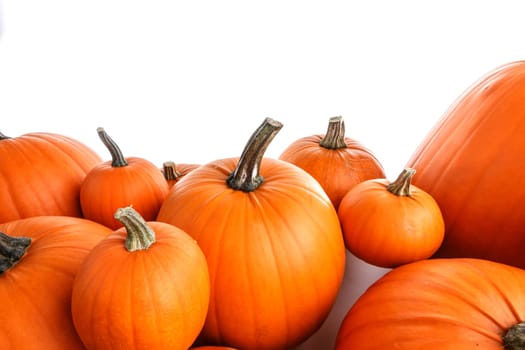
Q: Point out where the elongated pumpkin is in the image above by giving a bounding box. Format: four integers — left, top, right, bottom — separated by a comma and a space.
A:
406, 61, 525, 268
336, 258, 525, 349
0, 215, 111, 349
157, 118, 346, 350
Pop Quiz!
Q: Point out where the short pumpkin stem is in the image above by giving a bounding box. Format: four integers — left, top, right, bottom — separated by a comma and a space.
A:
0, 231, 31, 274
504, 322, 525, 350
387, 168, 416, 196
162, 161, 182, 182
114, 207, 156, 252
0, 132, 11, 140
227, 118, 283, 192
97, 127, 128, 167
319, 116, 347, 149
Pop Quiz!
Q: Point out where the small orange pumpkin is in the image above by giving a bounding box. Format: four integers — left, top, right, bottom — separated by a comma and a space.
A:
161, 161, 200, 189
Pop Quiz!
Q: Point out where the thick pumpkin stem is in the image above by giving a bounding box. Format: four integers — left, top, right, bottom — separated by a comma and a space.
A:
0, 231, 31, 273
114, 207, 156, 252
504, 322, 525, 350
162, 161, 182, 182
97, 127, 128, 167
227, 118, 283, 192
0, 132, 11, 140
319, 116, 347, 149
387, 168, 416, 196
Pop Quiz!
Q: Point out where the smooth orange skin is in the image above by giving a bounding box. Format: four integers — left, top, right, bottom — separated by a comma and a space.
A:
279, 135, 385, 209
0, 216, 112, 350
80, 157, 169, 229
71, 221, 210, 350
338, 178, 445, 268
407, 61, 525, 268
336, 258, 525, 349
0, 132, 102, 223
157, 157, 346, 350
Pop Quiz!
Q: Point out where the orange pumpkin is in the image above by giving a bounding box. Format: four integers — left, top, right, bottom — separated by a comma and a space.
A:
71, 206, 210, 350
157, 118, 346, 350
279, 116, 385, 209
80, 127, 169, 229
0, 131, 101, 222
0, 215, 111, 349
336, 258, 525, 349
338, 168, 445, 268
161, 161, 200, 189
406, 61, 525, 268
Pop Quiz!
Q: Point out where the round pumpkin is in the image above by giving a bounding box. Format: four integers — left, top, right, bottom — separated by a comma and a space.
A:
0, 131, 102, 222
80, 127, 169, 229
71, 206, 210, 350
279, 116, 385, 209
406, 60, 525, 268
157, 118, 346, 350
161, 160, 200, 189
0, 215, 112, 349
336, 258, 525, 349
338, 168, 445, 268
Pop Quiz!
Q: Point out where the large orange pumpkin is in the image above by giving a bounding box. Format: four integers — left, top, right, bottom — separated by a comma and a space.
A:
0, 131, 101, 222
406, 60, 525, 268
71, 206, 210, 350
0, 215, 111, 349
336, 258, 525, 349
157, 118, 346, 350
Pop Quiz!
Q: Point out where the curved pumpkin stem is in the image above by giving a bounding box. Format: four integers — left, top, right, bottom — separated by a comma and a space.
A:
162, 161, 182, 182
0, 232, 31, 274
97, 127, 128, 167
114, 207, 156, 252
503, 322, 525, 350
0, 132, 11, 140
387, 168, 416, 197
319, 116, 347, 149
227, 118, 283, 192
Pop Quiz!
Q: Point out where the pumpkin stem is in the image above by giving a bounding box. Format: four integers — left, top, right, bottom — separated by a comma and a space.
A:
0, 132, 11, 140
386, 168, 416, 196
97, 127, 128, 167
162, 161, 182, 182
227, 118, 283, 192
319, 116, 347, 149
114, 206, 156, 252
503, 322, 525, 350
0, 231, 31, 274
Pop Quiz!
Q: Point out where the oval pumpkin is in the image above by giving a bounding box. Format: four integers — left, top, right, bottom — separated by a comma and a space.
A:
336, 258, 525, 349
157, 118, 346, 350
406, 60, 525, 268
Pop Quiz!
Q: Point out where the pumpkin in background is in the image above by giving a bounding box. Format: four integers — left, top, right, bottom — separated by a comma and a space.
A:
157, 118, 346, 350
189, 347, 238, 350
336, 258, 525, 349
279, 116, 385, 209
406, 61, 525, 268
0, 215, 112, 349
0, 131, 101, 223
161, 161, 200, 189
80, 127, 169, 229
71, 207, 210, 350
338, 168, 444, 268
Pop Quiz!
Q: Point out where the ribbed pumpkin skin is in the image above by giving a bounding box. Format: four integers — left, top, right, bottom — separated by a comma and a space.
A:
71, 221, 210, 350
0, 132, 102, 223
336, 258, 525, 349
157, 157, 346, 350
406, 61, 525, 268
0, 216, 112, 349
279, 135, 385, 209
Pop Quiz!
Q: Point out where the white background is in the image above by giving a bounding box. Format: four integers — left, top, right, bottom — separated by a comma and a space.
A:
1, 1, 525, 349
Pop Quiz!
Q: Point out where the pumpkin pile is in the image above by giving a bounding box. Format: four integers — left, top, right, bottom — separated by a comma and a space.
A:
2, 60, 525, 349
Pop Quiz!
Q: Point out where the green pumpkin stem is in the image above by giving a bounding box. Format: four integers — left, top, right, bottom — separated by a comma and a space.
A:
97, 127, 128, 167
227, 117, 283, 192
319, 116, 347, 149
162, 161, 182, 182
503, 322, 525, 350
387, 168, 416, 196
0, 231, 31, 274
114, 207, 156, 252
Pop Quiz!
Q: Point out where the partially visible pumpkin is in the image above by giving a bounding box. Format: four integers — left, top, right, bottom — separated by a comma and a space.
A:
338, 168, 444, 268
279, 116, 385, 209
80, 128, 169, 229
0, 215, 112, 349
0, 131, 101, 222
161, 161, 200, 189
336, 258, 525, 349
